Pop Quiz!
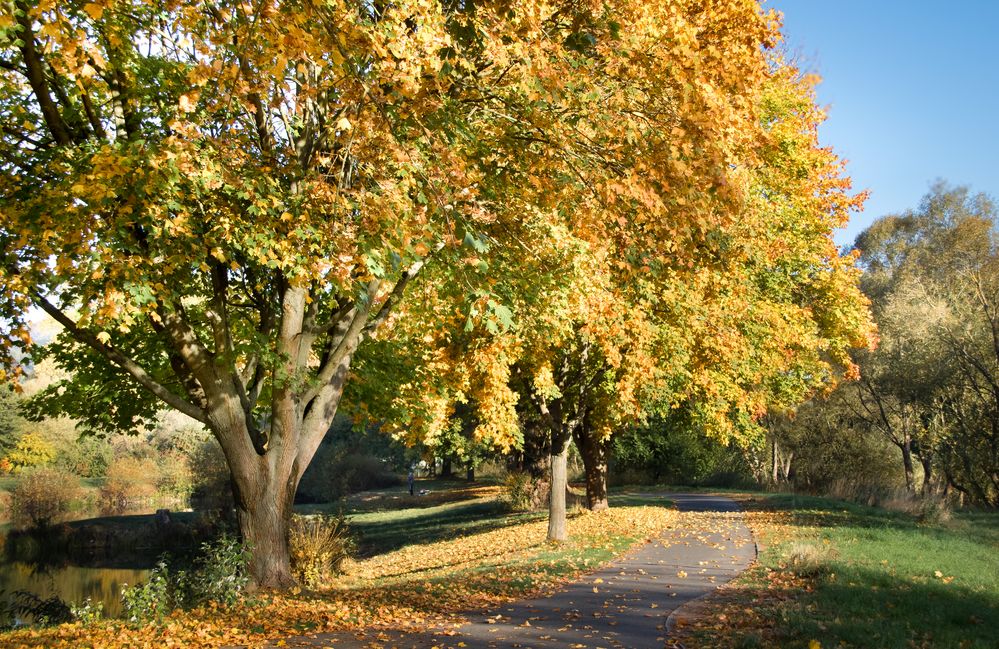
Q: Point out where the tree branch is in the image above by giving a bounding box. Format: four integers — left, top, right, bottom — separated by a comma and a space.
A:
32, 293, 208, 423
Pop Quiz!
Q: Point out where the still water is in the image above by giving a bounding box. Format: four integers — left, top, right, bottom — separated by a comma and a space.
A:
0, 509, 164, 622
0, 561, 151, 620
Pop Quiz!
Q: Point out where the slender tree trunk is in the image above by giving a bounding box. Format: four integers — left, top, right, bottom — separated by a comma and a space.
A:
771, 437, 779, 485
901, 438, 915, 492
466, 466, 475, 482
441, 457, 453, 478
548, 436, 570, 542
919, 453, 934, 495
574, 427, 609, 511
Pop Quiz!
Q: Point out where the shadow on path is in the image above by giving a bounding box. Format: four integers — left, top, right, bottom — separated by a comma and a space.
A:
264, 493, 754, 649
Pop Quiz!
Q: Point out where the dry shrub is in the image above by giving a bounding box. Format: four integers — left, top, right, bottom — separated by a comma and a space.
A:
785, 542, 831, 578
504, 471, 549, 511
288, 513, 354, 589
99, 457, 159, 514
9, 467, 80, 528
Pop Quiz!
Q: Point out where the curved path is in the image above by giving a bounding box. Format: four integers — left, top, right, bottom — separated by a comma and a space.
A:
273, 493, 755, 649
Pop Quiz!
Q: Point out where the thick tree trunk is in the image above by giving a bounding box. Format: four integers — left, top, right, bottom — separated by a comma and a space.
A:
574, 427, 609, 512
441, 457, 453, 478
548, 436, 570, 542
233, 469, 298, 589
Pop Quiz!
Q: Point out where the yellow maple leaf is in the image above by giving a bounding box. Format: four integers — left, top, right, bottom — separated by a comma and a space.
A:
82, 2, 104, 20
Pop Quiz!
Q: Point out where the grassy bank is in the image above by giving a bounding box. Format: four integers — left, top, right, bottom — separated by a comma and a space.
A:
674, 493, 999, 649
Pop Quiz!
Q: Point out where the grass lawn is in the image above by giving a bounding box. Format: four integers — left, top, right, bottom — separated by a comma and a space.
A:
674, 493, 999, 649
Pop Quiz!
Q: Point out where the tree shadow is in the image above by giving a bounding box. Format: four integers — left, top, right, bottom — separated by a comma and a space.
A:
350, 500, 546, 557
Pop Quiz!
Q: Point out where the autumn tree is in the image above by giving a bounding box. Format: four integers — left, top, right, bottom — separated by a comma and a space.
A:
3, 0, 727, 585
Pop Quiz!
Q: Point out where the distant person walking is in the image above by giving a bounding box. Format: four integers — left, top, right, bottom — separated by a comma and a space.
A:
408, 469, 415, 496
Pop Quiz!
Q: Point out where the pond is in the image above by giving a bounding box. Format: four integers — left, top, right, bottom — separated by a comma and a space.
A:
0, 508, 201, 626
0, 560, 151, 623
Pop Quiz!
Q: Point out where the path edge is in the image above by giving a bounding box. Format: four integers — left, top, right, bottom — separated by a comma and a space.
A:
662, 506, 759, 642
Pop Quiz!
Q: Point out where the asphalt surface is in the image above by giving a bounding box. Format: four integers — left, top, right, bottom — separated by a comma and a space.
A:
269, 493, 755, 649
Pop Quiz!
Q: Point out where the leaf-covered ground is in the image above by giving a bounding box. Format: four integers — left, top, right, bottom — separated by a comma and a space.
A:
1, 498, 675, 649
669, 494, 999, 649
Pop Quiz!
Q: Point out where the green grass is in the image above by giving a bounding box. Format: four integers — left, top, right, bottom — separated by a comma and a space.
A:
741, 494, 999, 649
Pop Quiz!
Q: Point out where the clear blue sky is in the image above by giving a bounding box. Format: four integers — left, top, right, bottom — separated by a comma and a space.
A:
768, 0, 999, 247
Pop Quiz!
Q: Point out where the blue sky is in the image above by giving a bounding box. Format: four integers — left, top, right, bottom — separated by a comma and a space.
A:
767, 0, 999, 247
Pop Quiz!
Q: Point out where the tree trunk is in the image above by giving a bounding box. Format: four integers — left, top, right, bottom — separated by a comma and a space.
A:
233, 469, 298, 589
466, 466, 475, 482
770, 437, 779, 485
919, 453, 934, 495
548, 436, 570, 542
574, 427, 609, 511
901, 438, 915, 492
441, 456, 453, 478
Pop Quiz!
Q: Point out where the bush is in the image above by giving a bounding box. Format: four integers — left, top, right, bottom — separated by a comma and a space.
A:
297, 452, 402, 503
54, 436, 113, 478
99, 456, 160, 514
69, 598, 104, 625
120, 534, 250, 624
289, 514, 354, 588
4, 432, 56, 472
785, 542, 831, 578
504, 471, 548, 511
156, 451, 193, 500
9, 467, 80, 528
185, 533, 251, 607
121, 560, 171, 625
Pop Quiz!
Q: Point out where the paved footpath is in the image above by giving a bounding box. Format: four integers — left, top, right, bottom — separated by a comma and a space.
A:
272, 493, 755, 649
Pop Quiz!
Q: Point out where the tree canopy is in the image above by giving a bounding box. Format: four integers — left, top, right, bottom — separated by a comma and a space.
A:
0, 0, 873, 585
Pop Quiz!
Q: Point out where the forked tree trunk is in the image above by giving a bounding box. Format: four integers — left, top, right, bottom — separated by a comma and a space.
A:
574, 427, 609, 512
548, 436, 570, 542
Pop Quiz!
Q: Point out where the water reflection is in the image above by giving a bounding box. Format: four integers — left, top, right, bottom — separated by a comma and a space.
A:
0, 507, 187, 624
0, 561, 150, 620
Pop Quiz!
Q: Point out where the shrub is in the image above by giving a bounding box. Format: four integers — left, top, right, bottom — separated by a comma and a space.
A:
7, 591, 73, 627
4, 432, 56, 472
54, 436, 113, 478
156, 451, 193, 500
9, 467, 80, 528
185, 533, 251, 607
99, 456, 159, 514
504, 471, 548, 511
289, 514, 354, 588
120, 534, 251, 624
121, 560, 171, 625
786, 542, 831, 578
70, 597, 105, 624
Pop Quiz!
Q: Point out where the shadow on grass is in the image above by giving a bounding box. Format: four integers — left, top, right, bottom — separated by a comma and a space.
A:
349, 499, 546, 557
753, 564, 999, 649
